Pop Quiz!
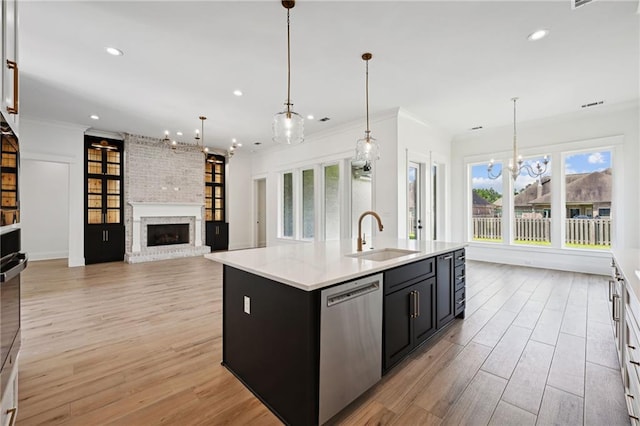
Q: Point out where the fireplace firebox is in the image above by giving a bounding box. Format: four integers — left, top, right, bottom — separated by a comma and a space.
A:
147, 224, 189, 247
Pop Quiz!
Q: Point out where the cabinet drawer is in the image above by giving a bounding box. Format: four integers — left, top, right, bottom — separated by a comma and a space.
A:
384, 258, 435, 295
454, 288, 465, 315
626, 361, 640, 425
455, 265, 465, 291
454, 249, 465, 267
627, 312, 640, 384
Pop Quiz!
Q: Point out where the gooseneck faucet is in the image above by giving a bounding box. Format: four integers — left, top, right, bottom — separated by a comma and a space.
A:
357, 211, 384, 251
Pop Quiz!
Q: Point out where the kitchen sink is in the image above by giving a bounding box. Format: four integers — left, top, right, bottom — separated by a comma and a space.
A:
346, 248, 420, 262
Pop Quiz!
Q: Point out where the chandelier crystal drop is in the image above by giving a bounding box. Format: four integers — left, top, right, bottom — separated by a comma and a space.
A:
272, 0, 304, 145
355, 53, 380, 165
487, 97, 548, 181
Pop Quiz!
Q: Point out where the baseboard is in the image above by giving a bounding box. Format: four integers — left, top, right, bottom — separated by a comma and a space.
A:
28, 251, 68, 261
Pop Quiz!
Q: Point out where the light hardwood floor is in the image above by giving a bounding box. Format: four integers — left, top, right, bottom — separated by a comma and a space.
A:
18, 257, 629, 425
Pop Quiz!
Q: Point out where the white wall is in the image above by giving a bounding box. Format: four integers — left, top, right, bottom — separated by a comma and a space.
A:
397, 109, 452, 241
248, 112, 399, 246
227, 150, 253, 250
21, 160, 69, 259
451, 102, 639, 274
20, 118, 87, 266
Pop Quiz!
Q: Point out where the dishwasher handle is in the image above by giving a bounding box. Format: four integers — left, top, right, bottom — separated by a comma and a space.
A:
326, 281, 380, 307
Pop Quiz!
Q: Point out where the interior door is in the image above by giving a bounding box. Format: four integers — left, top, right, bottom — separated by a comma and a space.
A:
408, 162, 422, 240
256, 178, 266, 247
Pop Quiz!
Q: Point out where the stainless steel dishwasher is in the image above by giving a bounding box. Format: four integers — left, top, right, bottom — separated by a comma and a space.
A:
319, 273, 383, 424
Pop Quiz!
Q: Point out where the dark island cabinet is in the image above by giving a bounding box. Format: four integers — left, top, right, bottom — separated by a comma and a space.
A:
383, 258, 436, 372
383, 249, 465, 373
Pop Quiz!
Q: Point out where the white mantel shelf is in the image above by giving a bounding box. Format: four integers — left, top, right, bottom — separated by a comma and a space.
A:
129, 202, 205, 253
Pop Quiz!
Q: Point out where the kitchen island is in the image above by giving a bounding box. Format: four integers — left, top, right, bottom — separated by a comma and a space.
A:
206, 238, 466, 425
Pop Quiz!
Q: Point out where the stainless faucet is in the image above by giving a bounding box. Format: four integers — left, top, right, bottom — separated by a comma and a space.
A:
357, 211, 384, 252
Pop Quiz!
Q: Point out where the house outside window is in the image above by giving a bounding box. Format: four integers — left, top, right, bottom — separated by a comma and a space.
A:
470, 163, 503, 243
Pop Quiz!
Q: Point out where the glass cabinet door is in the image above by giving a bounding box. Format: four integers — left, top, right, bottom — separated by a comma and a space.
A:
85, 138, 123, 225
205, 154, 225, 223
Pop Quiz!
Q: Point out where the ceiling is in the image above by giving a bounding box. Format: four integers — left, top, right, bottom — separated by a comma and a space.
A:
19, 1, 639, 152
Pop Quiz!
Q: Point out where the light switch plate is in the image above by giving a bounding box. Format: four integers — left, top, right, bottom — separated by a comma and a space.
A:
244, 296, 250, 314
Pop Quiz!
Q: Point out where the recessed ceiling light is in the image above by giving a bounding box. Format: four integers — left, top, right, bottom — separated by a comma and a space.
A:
232, 138, 237, 143
105, 47, 124, 56
527, 29, 549, 41
90, 114, 100, 120
233, 90, 243, 97
307, 114, 314, 120
237, 143, 242, 147
176, 131, 183, 136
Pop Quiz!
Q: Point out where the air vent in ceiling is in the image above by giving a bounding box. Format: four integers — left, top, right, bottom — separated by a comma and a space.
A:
318, 117, 331, 122
470, 126, 483, 131
581, 100, 604, 108
572, 0, 596, 9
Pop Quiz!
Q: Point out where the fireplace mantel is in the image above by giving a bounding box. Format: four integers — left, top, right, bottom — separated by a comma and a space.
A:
129, 202, 204, 253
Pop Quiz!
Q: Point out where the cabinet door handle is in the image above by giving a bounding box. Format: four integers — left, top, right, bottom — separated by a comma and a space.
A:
631, 360, 640, 366
457, 275, 465, 281
457, 299, 466, 305
416, 290, 420, 318
106, 230, 109, 241
443, 255, 453, 260
613, 294, 620, 322
630, 345, 637, 350
6, 408, 16, 426
409, 291, 416, 319
6, 60, 18, 114
609, 279, 614, 302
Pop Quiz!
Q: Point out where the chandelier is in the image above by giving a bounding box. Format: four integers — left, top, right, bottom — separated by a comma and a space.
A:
272, 0, 304, 145
354, 52, 380, 166
488, 97, 548, 181
195, 116, 210, 155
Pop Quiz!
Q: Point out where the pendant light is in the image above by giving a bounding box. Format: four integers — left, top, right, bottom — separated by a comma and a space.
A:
272, 0, 304, 145
487, 98, 548, 181
195, 116, 210, 154
355, 53, 380, 165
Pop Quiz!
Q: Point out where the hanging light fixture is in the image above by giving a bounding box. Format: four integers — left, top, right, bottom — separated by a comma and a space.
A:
355, 52, 380, 166
487, 97, 548, 181
272, 0, 304, 145
195, 116, 210, 154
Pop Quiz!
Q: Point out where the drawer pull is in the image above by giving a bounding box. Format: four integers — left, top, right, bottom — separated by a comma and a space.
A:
628, 394, 635, 399
631, 360, 640, 366
631, 414, 640, 421
6, 408, 16, 426
457, 275, 465, 281
457, 299, 466, 305
630, 345, 637, 350
443, 255, 453, 260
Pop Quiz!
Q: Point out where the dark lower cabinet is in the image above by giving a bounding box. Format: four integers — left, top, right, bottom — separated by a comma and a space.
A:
384, 249, 465, 373
436, 253, 455, 328
383, 277, 436, 372
206, 221, 228, 251
85, 224, 124, 264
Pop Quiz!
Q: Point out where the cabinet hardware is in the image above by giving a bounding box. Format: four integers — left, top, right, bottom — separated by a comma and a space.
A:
443, 255, 453, 260
609, 279, 614, 302
106, 230, 109, 241
613, 294, 620, 322
630, 345, 637, 350
631, 414, 640, 421
6, 60, 18, 114
457, 299, 466, 305
6, 408, 16, 426
409, 291, 415, 319
416, 290, 420, 317
631, 360, 640, 366
102, 230, 106, 241
628, 394, 635, 399
457, 275, 465, 281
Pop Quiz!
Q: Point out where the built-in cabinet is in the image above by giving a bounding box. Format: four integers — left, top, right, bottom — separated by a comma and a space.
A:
84, 136, 125, 264
611, 254, 640, 424
1, 0, 19, 135
205, 154, 228, 251
0, 114, 19, 227
383, 249, 465, 372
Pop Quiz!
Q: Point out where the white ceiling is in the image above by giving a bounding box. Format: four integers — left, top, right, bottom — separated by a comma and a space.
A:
19, 0, 639, 151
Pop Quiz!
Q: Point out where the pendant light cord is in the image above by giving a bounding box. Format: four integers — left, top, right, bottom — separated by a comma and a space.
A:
512, 97, 517, 168
365, 58, 370, 136
286, 8, 291, 117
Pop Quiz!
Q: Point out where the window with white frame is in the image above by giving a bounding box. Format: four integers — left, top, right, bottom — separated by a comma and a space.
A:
302, 168, 314, 239
467, 138, 619, 252
324, 163, 341, 240
282, 172, 294, 238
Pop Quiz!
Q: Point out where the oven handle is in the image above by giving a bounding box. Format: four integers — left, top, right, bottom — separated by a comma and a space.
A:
0, 253, 28, 283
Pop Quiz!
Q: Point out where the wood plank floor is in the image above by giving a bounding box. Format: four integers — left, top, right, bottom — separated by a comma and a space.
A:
17, 257, 629, 425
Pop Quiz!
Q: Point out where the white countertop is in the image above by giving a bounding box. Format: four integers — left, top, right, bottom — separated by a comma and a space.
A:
205, 238, 466, 291
612, 248, 640, 299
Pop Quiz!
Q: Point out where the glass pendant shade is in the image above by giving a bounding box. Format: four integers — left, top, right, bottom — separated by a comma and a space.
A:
273, 108, 304, 145
355, 133, 380, 163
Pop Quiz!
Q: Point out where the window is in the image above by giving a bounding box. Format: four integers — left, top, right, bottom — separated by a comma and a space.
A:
324, 164, 340, 240
470, 162, 503, 243
302, 169, 314, 239
282, 172, 293, 238
513, 155, 552, 246
564, 150, 612, 249
351, 161, 372, 238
